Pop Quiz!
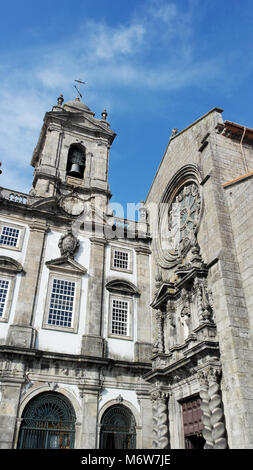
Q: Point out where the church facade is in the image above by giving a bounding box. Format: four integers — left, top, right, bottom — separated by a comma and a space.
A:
0, 94, 253, 449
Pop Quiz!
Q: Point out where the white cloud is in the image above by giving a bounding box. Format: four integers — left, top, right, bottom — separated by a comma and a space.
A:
0, 0, 246, 193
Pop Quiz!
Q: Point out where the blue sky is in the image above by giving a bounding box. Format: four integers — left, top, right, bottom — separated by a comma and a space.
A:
1, 0, 253, 214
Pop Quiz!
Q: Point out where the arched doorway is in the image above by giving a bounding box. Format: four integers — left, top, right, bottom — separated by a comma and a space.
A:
100, 404, 136, 449
17, 392, 76, 449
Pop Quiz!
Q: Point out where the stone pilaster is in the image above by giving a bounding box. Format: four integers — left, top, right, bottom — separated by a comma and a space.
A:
79, 389, 100, 449
136, 389, 153, 448
0, 359, 25, 448
7, 219, 47, 348
135, 246, 152, 362
81, 237, 106, 357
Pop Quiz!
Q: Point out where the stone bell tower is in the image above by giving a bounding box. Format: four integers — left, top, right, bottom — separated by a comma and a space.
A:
30, 93, 116, 212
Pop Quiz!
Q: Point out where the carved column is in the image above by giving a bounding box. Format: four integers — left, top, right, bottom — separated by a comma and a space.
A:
151, 391, 159, 449
199, 367, 227, 449
157, 391, 170, 448
151, 390, 170, 449
7, 219, 47, 348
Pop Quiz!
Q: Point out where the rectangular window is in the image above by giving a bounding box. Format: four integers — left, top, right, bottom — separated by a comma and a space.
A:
0, 226, 20, 247
0, 279, 10, 317
111, 299, 129, 336
113, 250, 129, 270
47, 278, 76, 328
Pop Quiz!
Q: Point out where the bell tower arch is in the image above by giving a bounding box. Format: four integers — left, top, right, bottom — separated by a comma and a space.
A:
30, 94, 116, 211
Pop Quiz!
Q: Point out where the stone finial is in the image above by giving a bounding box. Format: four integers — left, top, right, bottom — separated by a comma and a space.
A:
170, 128, 178, 138
57, 94, 64, 106
116, 394, 123, 403
101, 109, 108, 120
139, 200, 147, 221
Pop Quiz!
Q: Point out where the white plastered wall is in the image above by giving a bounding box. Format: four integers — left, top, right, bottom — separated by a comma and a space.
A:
33, 230, 90, 354
0, 217, 30, 343
102, 242, 138, 361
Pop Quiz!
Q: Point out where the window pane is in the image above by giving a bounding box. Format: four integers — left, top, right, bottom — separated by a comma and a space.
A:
0, 226, 20, 247
0, 279, 10, 317
112, 299, 128, 335
113, 250, 129, 270
48, 279, 75, 328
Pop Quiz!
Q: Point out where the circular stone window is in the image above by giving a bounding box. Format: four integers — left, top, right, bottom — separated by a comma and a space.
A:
155, 169, 202, 269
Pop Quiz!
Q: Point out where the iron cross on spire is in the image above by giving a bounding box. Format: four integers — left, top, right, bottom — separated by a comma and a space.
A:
74, 79, 86, 99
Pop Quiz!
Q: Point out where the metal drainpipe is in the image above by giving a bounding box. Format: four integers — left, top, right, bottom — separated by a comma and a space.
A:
240, 126, 248, 173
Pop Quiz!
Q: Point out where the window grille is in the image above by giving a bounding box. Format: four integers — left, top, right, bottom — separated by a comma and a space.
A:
47, 279, 75, 328
100, 405, 136, 449
113, 250, 129, 270
18, 392, 76, 449
0, 279, 9, 317
112, 299, 128, 335
0, 225, 20, 247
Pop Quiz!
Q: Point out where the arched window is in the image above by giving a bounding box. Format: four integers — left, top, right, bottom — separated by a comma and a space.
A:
18, 392, 76, 449
100, 404, 136, 449
66, 144, 85, 179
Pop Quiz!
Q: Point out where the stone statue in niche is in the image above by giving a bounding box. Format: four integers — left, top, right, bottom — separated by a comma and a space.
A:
180, 288, 192, 339
58, 229, 80, 259
194, 277, 213, 323
166, 300, 176, 351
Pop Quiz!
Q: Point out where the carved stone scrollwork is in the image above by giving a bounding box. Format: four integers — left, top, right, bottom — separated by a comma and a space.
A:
151, 391, 159, 449
157, 391, 170, 449
198, 367, 227, 449
151, 390, 170, 449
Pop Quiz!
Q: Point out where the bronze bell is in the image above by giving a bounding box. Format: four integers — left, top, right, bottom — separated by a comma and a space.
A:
68, 163, 82, 178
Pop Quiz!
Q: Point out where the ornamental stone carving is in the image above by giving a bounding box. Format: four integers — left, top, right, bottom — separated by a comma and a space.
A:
152, 310, 165, 354
198, 367, 227, 449
194, 278, 213, 323
155, 166, 203, 270
151, 390, 170, 449
58, 228, 80, 258
167, 182, 201, 256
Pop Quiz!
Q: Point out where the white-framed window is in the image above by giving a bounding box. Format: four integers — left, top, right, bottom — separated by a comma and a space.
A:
0, 221, 25, 251
48, 278, 76, 328
0, 278, 10, 318
113, 250, 129, 270
108, 294, 133, 340
43, 272, 81, 333
0, 271, 16, 323
111, 298, 129, 336
110, 246, 133, 273
0, 226, 20, 247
